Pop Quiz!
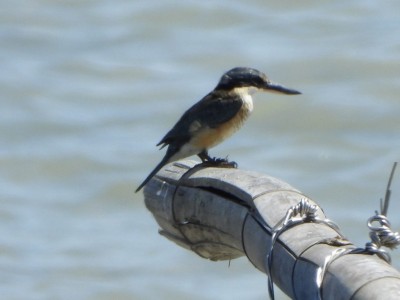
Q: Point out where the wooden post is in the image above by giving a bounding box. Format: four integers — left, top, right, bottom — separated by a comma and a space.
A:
143, 160, 400, 299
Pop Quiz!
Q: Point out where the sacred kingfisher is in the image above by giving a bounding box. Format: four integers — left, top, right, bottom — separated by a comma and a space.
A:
136, 67, 301, 192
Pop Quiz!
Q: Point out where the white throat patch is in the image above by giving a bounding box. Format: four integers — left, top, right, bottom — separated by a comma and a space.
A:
233, 87, 255, 112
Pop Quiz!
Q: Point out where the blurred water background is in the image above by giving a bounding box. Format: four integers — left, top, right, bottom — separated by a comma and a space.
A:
1, 0, 400, 299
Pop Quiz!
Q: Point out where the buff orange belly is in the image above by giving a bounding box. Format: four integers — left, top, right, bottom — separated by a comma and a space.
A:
191, 107, 250, 149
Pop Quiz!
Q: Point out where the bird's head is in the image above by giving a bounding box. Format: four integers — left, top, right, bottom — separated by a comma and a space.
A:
216, 67, 301, 95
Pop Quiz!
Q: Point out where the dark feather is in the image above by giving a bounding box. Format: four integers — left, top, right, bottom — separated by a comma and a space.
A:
157, 90, 243, 148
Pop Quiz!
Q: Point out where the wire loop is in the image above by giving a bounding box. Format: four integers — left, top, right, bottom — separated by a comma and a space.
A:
267, 198, 339, 300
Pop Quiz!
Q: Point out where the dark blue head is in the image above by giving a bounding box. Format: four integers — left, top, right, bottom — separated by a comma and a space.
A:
216, 67, 301, 95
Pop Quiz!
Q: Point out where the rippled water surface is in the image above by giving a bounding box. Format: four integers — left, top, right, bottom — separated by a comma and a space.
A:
1, 1, 400, 299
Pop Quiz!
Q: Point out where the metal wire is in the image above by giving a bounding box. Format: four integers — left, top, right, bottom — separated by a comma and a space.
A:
267, 198, 339, 300
350, 163, 400, 262
316, 212, 400, 298
317, 162, 400, 297
364, 213, 400, 263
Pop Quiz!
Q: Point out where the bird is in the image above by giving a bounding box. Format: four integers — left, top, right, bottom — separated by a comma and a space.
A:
136, 67, 301, 192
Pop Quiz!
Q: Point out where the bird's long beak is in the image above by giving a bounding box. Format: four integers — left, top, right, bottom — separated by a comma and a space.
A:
263, 81, 301, 95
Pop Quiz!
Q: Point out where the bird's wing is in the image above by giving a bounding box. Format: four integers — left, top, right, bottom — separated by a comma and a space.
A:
157, 91, 243, 147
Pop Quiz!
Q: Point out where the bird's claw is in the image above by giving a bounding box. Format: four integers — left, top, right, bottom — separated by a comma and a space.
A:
202, 156, 238, 169
223, 160, 238, 168
214, 157, 228, 164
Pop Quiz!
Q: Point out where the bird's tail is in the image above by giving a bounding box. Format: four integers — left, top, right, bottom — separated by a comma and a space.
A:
135, 155, 171, 193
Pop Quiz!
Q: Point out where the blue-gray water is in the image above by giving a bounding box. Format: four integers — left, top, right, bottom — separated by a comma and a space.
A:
1, 1, 399, 299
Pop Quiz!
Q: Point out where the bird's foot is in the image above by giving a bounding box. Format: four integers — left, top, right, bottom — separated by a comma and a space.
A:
204, 156, 238, 169
198, 151, 238, 168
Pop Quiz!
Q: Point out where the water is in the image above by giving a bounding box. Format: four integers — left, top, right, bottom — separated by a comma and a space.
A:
1, 1, 400, 299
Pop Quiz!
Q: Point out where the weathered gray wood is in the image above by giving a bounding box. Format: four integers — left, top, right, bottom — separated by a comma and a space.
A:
143, 160, 400, 299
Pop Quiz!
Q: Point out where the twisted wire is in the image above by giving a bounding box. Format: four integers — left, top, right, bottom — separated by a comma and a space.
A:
317, 162, 399, 297
267, 198, 338, 300
368, 214, 400, 251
